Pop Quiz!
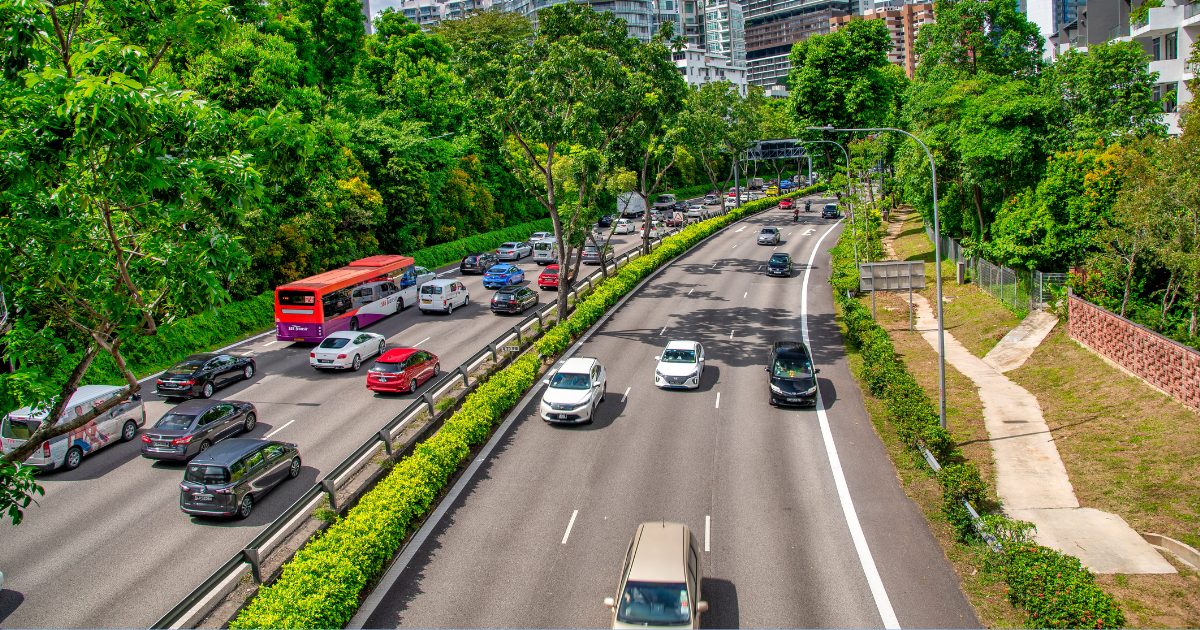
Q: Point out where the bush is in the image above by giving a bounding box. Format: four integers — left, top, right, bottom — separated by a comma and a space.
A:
411, 218, 553, 271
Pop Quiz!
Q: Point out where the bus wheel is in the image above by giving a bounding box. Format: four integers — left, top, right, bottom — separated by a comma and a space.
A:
64, 446, 83, 471
349, 317, 359, 331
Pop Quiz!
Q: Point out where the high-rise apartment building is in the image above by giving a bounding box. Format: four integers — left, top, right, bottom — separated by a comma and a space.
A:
743, 0, 850, 89
829, 2, 934, 78
673, 43, 749, 92
703, 0, 748, 66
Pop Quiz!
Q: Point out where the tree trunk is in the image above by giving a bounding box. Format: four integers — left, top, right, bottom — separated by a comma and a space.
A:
973, 184, 986, 242
1120, 252, 1136, 317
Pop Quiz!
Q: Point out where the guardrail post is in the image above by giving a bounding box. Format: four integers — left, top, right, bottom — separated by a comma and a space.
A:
321, 478, 338, 511
243, 548, 262, 584
512, 325, 522, 344
376, 430, 392, 457
488, 341, 498, 361
456, 364, 469, 387
421, 391, 435, 414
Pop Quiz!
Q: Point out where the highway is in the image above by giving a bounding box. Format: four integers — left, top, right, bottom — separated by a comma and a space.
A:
0, 219, 695, 628
358, 198, 980, 628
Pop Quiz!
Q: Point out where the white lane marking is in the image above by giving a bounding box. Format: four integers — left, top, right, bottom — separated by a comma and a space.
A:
660, 326, 666, 336
743, 292, 748, 299
731, 244, 738, 249
758, 265, 764, 271
803, 228, 816, 236
705, 515, 711, 552
265, 419, 296, 438
262, 340, 279, 347
414, 336, 430, 347
621, 386, 631, 402
735, 226, 746, 232
774, 246, 778, 251
562, 509, 579, 544
715, 392, 721, 409
711, 263, 718, 269
728, 329, 734, 339
788, 232, 793, 236
688, 288, 694, 295
801, 220, 900, 629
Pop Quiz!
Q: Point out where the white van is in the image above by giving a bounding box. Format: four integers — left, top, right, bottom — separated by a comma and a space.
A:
0, 385, 146, 471
533, 240, 557, 265
419, 279, 470, 314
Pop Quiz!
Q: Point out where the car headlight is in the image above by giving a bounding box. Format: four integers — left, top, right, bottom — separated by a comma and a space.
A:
655, 370, 664, 380
770, 384, 787, 395
802, 386, 818, 396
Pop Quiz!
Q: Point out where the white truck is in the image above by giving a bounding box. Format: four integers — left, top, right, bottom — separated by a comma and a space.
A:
651, 193, 676, 213
748, 177, 764, 190
618, 192, 647, 219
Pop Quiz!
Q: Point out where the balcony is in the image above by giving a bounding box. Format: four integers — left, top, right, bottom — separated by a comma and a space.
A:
1185, 0, 1200, 24
1184, 60, 1198, 81
1149, 56, 1186, 82
1131, 4, 1183, 38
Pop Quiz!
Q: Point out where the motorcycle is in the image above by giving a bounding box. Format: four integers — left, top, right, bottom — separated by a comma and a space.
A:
805, 201, 812, 213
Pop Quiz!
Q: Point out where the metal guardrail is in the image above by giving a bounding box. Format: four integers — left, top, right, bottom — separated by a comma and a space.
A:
918, 444, 1002, 554
150, 224, 692, 629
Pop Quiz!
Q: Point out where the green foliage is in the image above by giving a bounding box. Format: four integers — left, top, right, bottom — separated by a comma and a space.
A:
1129, 0, 1162, 25
410, 218, 553, 270
1044, 42, 1165, 147
990, 540, 1126, 628
1, 462, 43, 526
913, 0, 1044, 80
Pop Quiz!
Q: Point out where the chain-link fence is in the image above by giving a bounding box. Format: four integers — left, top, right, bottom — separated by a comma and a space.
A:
925, 226, 1069, 313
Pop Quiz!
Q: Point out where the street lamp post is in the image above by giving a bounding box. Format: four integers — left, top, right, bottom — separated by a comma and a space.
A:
810, 125, 947, 429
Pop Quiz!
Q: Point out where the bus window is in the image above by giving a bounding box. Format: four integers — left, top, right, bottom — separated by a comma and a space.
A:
322, 289, 353, 321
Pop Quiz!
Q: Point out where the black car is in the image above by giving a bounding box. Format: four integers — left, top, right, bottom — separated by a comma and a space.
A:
155, 353, 256, 400
460, 252, 500, 274
673, 201, 689, 212
766, 253, 792, 277
597, 214, 617, 228
766, 341, 820, 407
491, 286, 539, 314
179, 438, 301, 519
141, 399, 258, 461
822, 203, 840, 219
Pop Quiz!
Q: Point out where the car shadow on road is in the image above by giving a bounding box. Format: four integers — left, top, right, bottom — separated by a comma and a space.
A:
700, 577, 739, 629
0, 590, 24, 626
817, 377, 840, 411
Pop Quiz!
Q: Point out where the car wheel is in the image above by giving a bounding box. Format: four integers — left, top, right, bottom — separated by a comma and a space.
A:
236, 494, 253, 520
600, 382, 606, 402
447, 301, 454, 315
768, 393, 776, 406
201, 381, 214, 399
120, 420, 137, 442
349, 317, 359, 331
288, 457, 301, 479
409, 377, 418, 393
199, 439, 212, 453
431, 362, 440, 378
351, 354, 362, 371
64, 446, 83, 471
243, 413, 257, 433
378, 341, 386, 357
243, 364, 255, 380
398, 296, 406, 310
518, 302, 526, 315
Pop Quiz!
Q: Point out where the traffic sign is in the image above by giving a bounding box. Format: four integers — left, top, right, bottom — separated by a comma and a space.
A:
673, 211, 684, 222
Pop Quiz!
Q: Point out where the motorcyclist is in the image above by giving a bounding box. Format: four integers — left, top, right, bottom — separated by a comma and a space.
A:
793, 207, 799, 222
805, 200, 811, 212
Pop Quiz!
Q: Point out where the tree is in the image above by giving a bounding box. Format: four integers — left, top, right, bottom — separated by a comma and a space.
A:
1044, 41, 1165, 148
679, 82, 762, 215
912, 0, 1044, 80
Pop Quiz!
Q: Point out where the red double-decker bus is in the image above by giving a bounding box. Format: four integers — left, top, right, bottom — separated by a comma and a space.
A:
274, 255, 416, 342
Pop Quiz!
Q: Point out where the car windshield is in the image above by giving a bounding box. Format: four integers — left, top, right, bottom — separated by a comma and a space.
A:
185, 464, 229, 485
761, 228, 777, 234
769, 255, 789, 265
155, 413, 196, 430
549, 372, 590, 389
372, 361, 405, 374
421, 285, 443, 295
501, 243, 518, 249
616, 581, 690, 626
319, 337, 351, 349
773, 357, 813, 378
661, 349, 697, 363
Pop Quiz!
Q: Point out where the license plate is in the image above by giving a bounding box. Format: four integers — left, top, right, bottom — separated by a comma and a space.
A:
193, 494, 213, 502
787, 398, 802, 402
421, 300, 432, 304
377, 376, 389, 381
154, 441, 169, 448
318, 359, 332, 363
555, 414, 571, 420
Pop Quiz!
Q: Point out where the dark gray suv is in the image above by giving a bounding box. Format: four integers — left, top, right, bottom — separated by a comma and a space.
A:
141, 399, 257, 461
180, 438, 301, 519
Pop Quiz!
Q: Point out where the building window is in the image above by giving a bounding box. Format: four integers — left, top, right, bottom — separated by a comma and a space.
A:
1152, 37, 1160, 61
1165, 32, 1177, 60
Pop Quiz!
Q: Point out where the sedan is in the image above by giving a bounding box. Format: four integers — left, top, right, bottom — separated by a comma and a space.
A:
179, 438, 300, 519
539, 265, 561, 290
483, 264, 525, 289
686, 205, 706, 220
310, 331, 387, 371
529, 232, 553, 243
758, 227, 781, 245
740, 192, 752, 202
155, 353, 256, 400
640, 221, 665, 238
703, 195, 719, 205
142, 399, 258, 461
779, 198, 794, 210
460, 252, 500, 275
367, 348, 440, 394
766, 253, 793, 277
581, 244, 615, 265
491, 286, 539, 314
496, 241, 533, 260
654, 340, 705, 389
673, 201, 689, 213
597, 214, 617, 228
612, 219, 636, 235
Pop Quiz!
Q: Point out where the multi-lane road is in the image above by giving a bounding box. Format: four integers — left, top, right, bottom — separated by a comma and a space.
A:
0, 220, 688, 628
357, 200, 980, 628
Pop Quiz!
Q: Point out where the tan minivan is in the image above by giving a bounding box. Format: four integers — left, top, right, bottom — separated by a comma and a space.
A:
604, 522, 708, 629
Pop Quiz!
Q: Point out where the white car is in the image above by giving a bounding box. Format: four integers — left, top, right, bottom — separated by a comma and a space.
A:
686, 205, 706, 220
529, 232, 554, 243
311, 331, 387, 371
640, 221, 665, 238
419, 279, 470, 313
613, 219, 636, 235
740, 192, 751, 202
654, 340, 705, 389
496, 241, 532, 260
540, 357, 606, 424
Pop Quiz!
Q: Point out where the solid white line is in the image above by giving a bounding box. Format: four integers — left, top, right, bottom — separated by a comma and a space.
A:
660, 326, 666, 335
414, 336, 430, 347
711, 263, 718, 268
705, 515, 711, 552
714, 392, 720, 408
262, 340, 279, 347
264, 419, 295, 438
801, 219, 900, 629
562, 509, 579, 544
621, 386, 631, 402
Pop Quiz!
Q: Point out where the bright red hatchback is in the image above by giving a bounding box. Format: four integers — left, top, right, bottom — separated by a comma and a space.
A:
367, 348, 440, 394
538, 265, 561, 291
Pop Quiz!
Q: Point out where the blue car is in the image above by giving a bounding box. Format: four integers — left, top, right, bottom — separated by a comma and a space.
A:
780, 180, 792, 190
483, 264, 525, 289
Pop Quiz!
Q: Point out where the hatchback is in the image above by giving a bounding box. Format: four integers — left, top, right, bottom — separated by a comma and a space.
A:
766, 253, 793, 277
766, 186, 780, 196
654, 341, 705, 389
482, 264, 524, 289
603, 522, 707, 629
613, 219, 636, 235
367, 348, 440, 394
491, 286, 539, 314
540, 357, 606, 424
179, 438, 301, 519
822, 204, 840, 219
539, 265, 561, 290
703, 195, 719, 205
142, 399, 258, 461
766, 341, 820, 406
496, 241, 532, 260
310, 331, 387, 371
460, 252, 499, 274
758, 227, 781, 245
155, 353, 256, 400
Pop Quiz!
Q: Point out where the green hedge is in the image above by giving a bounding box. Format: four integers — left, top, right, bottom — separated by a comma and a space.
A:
830, 230, 1123, 629
230, 185, 822, 629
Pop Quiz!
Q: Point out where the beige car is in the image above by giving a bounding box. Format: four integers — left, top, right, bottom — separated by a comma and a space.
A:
604, 522, 708, 629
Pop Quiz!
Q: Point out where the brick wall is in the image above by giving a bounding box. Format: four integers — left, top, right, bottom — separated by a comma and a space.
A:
1069, 291, 1200, 411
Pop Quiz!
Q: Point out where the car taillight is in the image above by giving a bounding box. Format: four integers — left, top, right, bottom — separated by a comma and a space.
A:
43, 441, 51, 457
142, 435, 152, 443
214, 487, 235, 495
177, 380, 195, 386
172, 435, 193, 446
310, 352, 316, 358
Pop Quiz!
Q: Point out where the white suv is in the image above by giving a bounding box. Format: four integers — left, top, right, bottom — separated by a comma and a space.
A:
540, 357, 606, 424
654, 340, 705, 389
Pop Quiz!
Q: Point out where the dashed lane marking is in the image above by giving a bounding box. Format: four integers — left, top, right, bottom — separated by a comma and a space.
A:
561, 510, 579, 544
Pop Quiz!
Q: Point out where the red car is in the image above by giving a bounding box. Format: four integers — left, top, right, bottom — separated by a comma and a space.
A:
539, 265, 561, 290
779, 198, 794, 210
367, 348, 440, 393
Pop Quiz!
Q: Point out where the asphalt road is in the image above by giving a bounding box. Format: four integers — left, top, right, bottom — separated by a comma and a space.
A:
360, 197, 980, 629
0, 206, 731, 629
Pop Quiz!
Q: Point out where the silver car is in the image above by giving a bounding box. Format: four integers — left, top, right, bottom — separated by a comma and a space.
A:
496, 241, 532, 260
758, 227, 781, 245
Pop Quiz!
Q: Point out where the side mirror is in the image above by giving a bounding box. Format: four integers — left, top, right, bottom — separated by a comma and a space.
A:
697, 601, 709, 613
764, 366, 769, 371
604, 597, 615, 608
815, 369, 821, 374
543, 379, 551, 386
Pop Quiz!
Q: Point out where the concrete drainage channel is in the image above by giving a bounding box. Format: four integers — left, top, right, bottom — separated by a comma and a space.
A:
151, 232, 683, 630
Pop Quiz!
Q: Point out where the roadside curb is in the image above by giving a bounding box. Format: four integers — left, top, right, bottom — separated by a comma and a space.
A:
1142, 532, 1200, 570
